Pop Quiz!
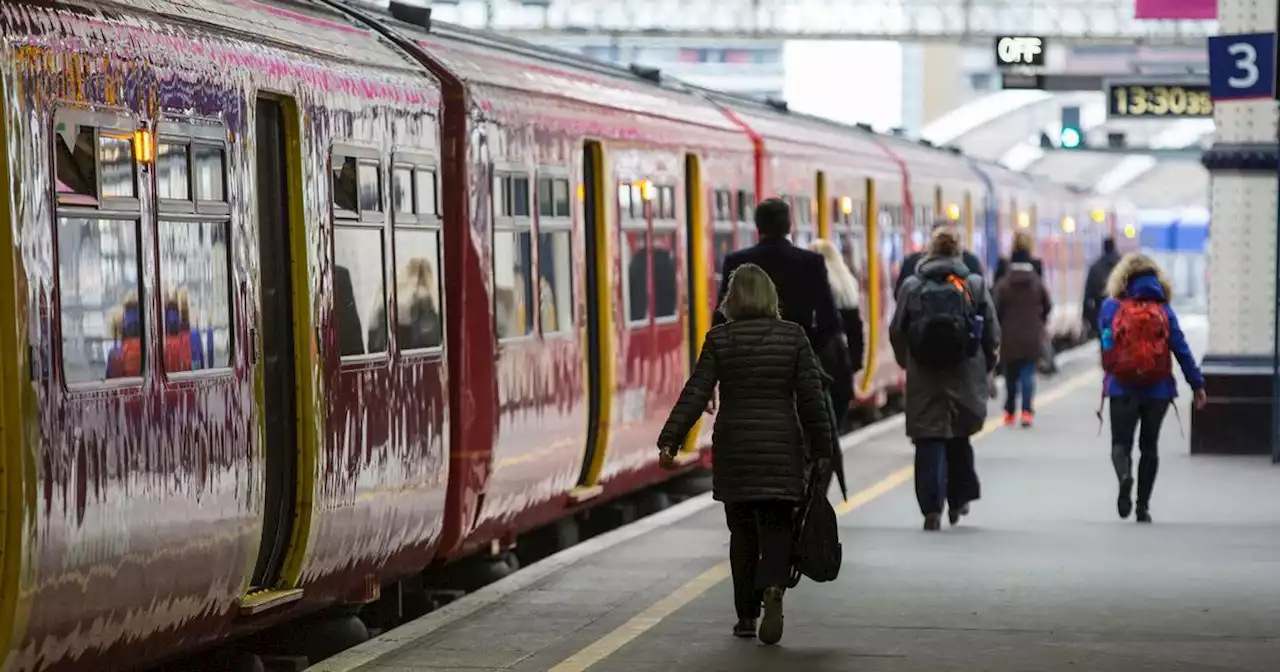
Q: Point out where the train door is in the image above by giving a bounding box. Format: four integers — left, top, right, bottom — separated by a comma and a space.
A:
249, 94, 301, 597
575, 141, 611, 492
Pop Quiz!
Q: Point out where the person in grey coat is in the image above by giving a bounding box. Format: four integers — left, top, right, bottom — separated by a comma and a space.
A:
890, 227, 1001, 531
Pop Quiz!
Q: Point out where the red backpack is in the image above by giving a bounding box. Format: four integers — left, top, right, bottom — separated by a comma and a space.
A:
1102, 299, 1172, 386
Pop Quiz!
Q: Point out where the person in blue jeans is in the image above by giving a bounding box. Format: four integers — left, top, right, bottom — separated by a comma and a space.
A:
1099, 253, 1207, 524
891, 228, 1001, 531
994, 231, 1051, 427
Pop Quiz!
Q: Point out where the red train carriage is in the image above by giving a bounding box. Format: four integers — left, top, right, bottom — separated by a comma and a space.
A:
0, 1, 1106, 670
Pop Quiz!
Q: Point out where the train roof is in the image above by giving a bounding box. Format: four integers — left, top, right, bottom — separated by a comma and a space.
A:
355, 5, 741, 137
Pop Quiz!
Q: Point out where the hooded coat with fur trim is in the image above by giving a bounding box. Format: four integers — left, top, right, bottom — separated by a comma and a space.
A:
1098, 254, 1204, 399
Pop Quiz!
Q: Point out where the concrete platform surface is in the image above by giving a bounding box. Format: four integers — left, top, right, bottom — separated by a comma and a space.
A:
310, 319, 1280, 672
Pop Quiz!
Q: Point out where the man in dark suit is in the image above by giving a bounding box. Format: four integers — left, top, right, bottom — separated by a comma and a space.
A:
714, 198, 842, 350
894, 219, 984, 299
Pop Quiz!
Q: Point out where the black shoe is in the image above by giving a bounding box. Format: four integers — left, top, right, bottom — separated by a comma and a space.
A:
1136, 506, 1152, 524
948, 502, 969, 526
758, 587, 784, 645
1117, 476, 1133, 519
733, 618, 757, 638
924, 513, 942, 531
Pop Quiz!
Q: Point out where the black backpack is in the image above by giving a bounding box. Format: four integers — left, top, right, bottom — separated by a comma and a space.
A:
789, 466, 842, 586
907, 272, 978, 370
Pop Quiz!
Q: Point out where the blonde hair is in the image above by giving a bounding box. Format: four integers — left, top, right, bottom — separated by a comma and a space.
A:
928, 226, 962, 258
722, 263, 779, 321
808, 238, 861, 310
1105, 252, 1173, 299
1012, 230, 1035, 255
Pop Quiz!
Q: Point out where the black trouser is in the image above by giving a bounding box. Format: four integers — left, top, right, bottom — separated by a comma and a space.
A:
1109, 396, 1170, 507
913, 438, 981, 516
724, 501, 796, 620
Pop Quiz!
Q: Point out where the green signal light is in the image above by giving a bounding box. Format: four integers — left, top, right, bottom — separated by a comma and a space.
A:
1060, 127, 1082, 149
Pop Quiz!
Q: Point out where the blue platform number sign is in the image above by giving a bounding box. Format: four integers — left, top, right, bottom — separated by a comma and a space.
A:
1207, 32, 1276, 101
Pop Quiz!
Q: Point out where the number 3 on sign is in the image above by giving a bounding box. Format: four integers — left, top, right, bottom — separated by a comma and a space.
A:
1208, 32, 1276, 101
1227, 43, 1259, 88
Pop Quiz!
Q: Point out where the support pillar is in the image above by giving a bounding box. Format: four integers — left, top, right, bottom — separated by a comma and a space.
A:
1190, 0, 1280, 456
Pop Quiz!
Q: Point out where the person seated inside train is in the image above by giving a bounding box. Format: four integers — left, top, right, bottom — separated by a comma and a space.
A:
658, 263, 833, 645
894, 218, 983, 300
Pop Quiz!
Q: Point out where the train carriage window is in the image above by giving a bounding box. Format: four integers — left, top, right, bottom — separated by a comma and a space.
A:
539, 229, 572, 334
58, 217, 144, 383
331, 148, 387, 358
552, 178, 570, 217
392, 166, 414, 215
99, 132, 137, 199
630, 183, 644, 217
152, 123, 235, 374
536, 172, 574, 335
658, 185, 676, 220
737, 189, 755, 223
158, 220, 233, 372
334, 227, 387, 357
714, 189, 732, 222
54, 111, 149, 384
194, 144, 226, 203
617, 182, 632, 218
537, 176, 555, 217
156, 142, 190, 201
494, 229, 534, 339
494, 169, 534, 340
415, 168, 437, 216
392, 229, 443, 350
390, 156, 443, 352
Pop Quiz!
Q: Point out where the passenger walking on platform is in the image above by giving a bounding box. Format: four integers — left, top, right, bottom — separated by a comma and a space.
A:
659, 263, 833, 646
1099, 253, 1207, 524
714, 197, 850, 500
894, 218, 984, 299
808, 238, 863, 430
1083, 237, 1122, 340
891, 227, 1000, 531
993, 231, 1052, 427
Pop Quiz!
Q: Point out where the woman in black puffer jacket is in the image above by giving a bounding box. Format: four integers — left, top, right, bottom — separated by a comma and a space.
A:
658, 263, 833, 646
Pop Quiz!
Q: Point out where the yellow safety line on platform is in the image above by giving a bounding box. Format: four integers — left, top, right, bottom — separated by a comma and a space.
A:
548, 368, 1101, 672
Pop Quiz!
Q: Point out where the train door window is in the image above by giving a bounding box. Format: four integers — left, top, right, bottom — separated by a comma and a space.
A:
53, 110, 146, 384
494, 171, 535, 339
390, 155, 444, 352
618, 179, 653, 325
536, 172, 573, 335
155, 122, 234, 374
331, 147, 387, 359
652, 184, 679, 322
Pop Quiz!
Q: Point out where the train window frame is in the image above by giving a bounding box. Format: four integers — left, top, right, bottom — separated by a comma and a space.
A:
390, 151, 445, 359
535, 168, 575, 339
331, 144, 384, 225
331, 145, 389, 365
713, 188, 733, 223
494, 167, 536, 344
51, 108, 148, 390
736, 189, 755, 224
154, 120, 235, 380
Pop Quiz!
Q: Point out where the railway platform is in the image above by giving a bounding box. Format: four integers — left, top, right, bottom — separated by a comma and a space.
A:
309, 317, 1280, 672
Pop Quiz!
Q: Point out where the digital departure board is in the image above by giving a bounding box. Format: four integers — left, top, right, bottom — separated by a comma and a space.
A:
1107, 82, 1213, 119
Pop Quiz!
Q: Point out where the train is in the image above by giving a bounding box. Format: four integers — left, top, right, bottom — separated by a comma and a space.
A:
0, 0, 1124, 669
